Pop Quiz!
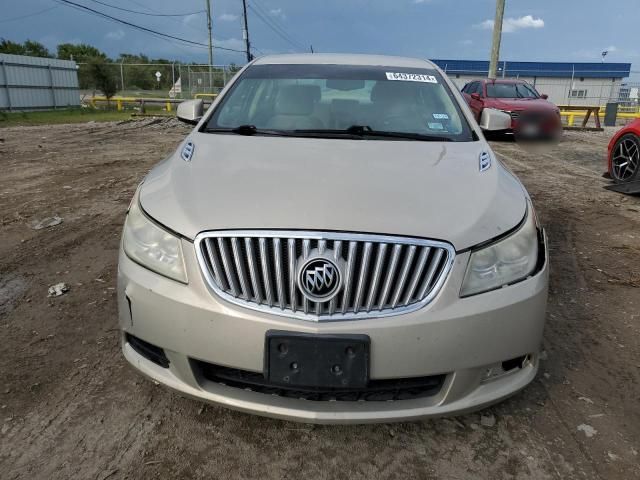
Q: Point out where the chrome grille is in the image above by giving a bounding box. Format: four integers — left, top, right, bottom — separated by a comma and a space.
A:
195, 231, 455, 322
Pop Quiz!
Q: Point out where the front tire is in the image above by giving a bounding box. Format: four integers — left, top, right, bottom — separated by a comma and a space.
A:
610, 134, 640, 183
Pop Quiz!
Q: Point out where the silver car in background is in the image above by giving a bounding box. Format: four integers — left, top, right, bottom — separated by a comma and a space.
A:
118, 54, 548, 423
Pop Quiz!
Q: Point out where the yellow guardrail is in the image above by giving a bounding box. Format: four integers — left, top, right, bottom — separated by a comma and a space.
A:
89, 96, 178, 112
194, 93, 218, 99
89, 95, 218, 112
560, 110, 640, 126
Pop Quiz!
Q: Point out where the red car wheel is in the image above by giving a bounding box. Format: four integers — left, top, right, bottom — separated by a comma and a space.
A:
610, 133, 640, 183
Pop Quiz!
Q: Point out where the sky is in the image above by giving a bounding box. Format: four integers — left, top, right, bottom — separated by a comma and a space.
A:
1, 0, 638, 70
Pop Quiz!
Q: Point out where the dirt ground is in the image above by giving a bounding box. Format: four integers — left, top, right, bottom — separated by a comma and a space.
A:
0, 119, 638, 480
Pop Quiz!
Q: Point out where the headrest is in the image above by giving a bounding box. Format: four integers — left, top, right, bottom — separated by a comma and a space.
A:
275, 85, 321, 115
370, 81, 418, 103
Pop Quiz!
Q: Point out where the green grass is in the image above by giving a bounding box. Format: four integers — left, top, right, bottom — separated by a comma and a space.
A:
0, 108, 136, 127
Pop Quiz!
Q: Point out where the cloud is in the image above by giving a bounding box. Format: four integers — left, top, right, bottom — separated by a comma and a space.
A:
220, 13, 239, 22
478, 15, 544, 33
269, 8, 286, 20
214, 37, 245, 52
105, 30, 125, 41
459, 39, 473, 46
182, 13, 200, 26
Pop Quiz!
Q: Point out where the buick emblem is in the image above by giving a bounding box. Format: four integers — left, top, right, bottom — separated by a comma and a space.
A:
298, 257, 342, 302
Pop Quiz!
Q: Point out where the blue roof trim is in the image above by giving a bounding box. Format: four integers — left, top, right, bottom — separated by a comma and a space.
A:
430, 59, 632, 79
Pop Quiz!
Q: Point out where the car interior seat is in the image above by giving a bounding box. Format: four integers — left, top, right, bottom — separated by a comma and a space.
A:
266, 85, 324, 130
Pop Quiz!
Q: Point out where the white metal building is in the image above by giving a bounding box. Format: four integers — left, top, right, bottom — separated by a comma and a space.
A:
431, 59, 632, 107
0, 53, 80, 111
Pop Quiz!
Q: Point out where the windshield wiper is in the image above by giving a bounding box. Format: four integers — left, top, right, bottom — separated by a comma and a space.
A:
205, 124, 454, 141
203, 125, 283, 136
293, 125, 453, 142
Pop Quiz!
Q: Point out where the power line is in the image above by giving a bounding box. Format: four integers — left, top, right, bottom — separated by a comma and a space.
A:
246, 2, 305, 51
246, 5, 301, 51
0, 5, 59, 23
53, 0, 246, 53
126, 0, 208, 36
248, 1, 305, 51
84, 0, 204, 17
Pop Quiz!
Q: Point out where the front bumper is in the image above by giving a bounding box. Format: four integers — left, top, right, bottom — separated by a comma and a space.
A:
510, 113, 563, 136
118, 233, 548, 424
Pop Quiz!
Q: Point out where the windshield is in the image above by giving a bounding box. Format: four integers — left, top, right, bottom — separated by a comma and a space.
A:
486, 82, 539, 99
205, 64, 474, 141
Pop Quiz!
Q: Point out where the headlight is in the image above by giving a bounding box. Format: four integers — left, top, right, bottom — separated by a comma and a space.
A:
460, 205, 538, 296
122, 191, 187, 283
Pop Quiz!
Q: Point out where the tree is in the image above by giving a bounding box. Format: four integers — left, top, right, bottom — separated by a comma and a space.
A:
228, 63, 242, 74
0, 39, 51, 57
23, 40, 51, 58
57, 43, 110, 90
88, 59, 117, 106
57, 43, 107, 62
116, 53, 154, 90
0, 39, 26, 55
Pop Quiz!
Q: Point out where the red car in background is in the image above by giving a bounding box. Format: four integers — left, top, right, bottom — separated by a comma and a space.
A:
461, 79, 562, 137
607, 118, 640, 183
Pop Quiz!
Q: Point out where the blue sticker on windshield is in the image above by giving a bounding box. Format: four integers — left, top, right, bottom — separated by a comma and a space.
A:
428, 122, 444, 130
433, 113, 449, 120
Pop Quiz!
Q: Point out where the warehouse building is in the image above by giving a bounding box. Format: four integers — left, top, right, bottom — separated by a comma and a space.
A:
0, 53, 80, 111
431, 59, 632, 107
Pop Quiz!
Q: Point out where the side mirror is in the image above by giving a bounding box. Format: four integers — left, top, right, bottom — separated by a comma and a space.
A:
479, 108, 512, 131
471, 93, 481, 101
540, 94, 549, 100
176, 99, 204, 125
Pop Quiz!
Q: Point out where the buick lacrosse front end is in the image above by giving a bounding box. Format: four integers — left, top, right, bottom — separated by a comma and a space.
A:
118, 54, 548, 424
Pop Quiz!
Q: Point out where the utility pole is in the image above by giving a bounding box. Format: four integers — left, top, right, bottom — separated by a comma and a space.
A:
205, 0, 213, 89
242, 0, 252, 63
488, 0, 506, 79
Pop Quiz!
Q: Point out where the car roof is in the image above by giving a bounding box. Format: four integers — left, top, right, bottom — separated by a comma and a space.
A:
479, 78, 528, 84
253, 53, 437, 69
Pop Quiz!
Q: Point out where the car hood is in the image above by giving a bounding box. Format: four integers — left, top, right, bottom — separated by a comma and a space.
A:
140, 133, 527, 251
487, 98, 557, 111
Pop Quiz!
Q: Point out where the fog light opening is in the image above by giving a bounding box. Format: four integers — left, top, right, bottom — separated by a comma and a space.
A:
482, 354, 533, 383
126, 333, 170, 368
502, 355, 528, 372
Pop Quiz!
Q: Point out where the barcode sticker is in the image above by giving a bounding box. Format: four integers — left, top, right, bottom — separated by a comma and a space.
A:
385, 72, 438, 83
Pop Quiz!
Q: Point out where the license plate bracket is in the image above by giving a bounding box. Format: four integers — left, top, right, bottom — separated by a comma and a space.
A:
265, 331, 370, 389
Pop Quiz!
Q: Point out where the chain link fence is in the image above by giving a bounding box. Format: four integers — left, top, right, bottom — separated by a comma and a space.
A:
78, 63, 638, 108
75, 62, 639, 126
77, 63, 241, 100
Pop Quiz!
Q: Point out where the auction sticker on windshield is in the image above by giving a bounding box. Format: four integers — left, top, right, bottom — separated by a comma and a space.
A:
385, 72, 438, 83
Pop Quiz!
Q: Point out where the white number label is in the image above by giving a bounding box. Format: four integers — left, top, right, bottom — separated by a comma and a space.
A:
385, 72, 438, 83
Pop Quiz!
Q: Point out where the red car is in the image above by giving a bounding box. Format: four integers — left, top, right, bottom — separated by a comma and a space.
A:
607, 118, 640, 183
461, 79, 562, 137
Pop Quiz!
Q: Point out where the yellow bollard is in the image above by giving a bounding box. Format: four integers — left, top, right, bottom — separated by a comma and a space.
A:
166, 102, 172, 112
568, 114, 575, 127
117, 99, 123, 111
